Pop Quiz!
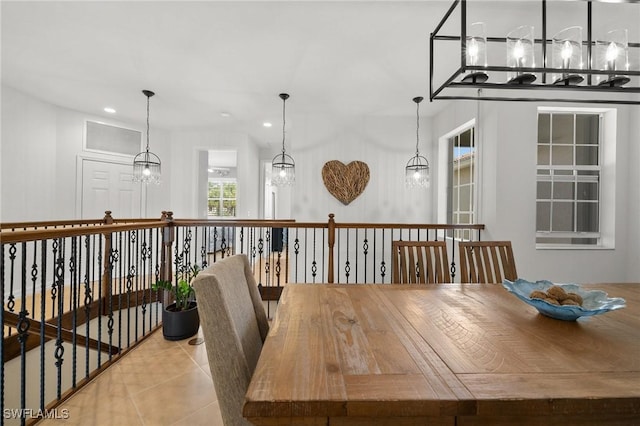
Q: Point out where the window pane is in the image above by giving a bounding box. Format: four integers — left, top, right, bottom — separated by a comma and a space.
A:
554, 169, 573, 176
458, 213, 471, 224
551, 145, 573, 165
576, 146, 598, 166
553, 181, 574, 200
577, 182, 598, 201
222, 200, 236, 217
209, 183, 221, 198
223, 183, 237, 198
576, 202, 598, 232
552, 202, 574, 232
537, 181, 551, 199
576, 114, 599, 145
552, 114, 574, 145
459, 186, 471, 211
538, 113, 550, 144
208, 200, 220, 216
536, 201, 551, 231
537, 145, 550, 165
452, 188, 459, 211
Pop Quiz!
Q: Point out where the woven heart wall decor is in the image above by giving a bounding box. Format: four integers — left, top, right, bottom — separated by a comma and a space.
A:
321, 160, 370, 205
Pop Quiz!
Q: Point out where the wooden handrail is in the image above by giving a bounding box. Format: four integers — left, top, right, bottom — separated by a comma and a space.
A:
0, 221, 166, 244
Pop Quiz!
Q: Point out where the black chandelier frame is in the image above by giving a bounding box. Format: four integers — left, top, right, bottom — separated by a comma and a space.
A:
429, 0, 640, 105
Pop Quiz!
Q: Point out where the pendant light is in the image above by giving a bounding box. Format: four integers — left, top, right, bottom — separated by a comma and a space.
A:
405, 96, 429, 188
133, 90, 161, 184
271, 93, 295, 186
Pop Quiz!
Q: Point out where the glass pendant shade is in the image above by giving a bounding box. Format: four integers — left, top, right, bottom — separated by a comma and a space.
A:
133, 90, 161, 184
133, 151, 161, 184
405, 155, 430, 188
404, 96, 429, 189
271, 93, 295, 186
271, 152, 295, 186
552, 26, 584, 85
596, 29, 630, 87
462, 22, 488, 83
506, 25, 536, 84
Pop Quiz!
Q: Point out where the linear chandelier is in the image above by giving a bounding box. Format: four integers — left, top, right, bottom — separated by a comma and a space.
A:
429, 0, 639, 105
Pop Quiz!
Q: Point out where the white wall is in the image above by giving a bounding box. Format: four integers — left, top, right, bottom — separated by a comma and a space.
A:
431, 99, 639, 283
166, 129, 260, 219
1, 86, 58, 221
1, 85, 167, 221
627, 108, 640, 281
282, 113, 432, 223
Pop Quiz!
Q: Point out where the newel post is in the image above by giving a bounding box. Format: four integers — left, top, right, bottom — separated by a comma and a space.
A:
160, 211, 175, 306
327, 213, 336, 283
101, 210, 114, 314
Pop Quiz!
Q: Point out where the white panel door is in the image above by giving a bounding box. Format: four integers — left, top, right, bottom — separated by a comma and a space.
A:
81, 159, 142, 219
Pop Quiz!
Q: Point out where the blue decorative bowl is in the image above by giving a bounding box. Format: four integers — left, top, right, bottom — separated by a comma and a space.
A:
502, 279, 626, 321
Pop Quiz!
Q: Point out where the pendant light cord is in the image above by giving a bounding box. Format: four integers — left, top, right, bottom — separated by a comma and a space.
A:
281, 96, 287, 156
415, 100, 420, 156
146, 94, 151, 153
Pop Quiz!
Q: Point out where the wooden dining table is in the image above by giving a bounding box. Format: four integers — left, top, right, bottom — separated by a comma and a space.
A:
243, 283, 640, 425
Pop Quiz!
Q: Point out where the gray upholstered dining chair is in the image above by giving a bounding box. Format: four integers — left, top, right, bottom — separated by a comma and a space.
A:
392, 240, 451, 284
459, 240, 518, 283
192, 254, 269, 426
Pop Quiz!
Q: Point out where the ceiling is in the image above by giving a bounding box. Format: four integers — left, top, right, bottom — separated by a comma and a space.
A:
2, 1, 638, 149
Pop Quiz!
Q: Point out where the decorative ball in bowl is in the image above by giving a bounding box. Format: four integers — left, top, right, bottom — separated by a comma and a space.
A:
502, 279, 626, 321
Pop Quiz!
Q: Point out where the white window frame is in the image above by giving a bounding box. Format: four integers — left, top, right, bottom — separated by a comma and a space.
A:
536, 107, 616, 250
437, 119, 479, 242
207, 178, 237, 218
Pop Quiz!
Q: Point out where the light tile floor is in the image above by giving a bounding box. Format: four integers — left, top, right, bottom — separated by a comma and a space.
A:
38, 328, 224, 426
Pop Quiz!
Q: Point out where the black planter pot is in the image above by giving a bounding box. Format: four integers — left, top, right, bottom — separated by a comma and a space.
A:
162, 302, 199, 341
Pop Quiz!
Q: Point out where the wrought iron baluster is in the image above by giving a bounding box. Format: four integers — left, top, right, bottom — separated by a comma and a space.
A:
84, 235, 93, 379
294, 230, 300, 283
8, 243, 17, 320
39, 239, 47, 410
70, 236, 78, 388
54, 238, 65, 401
200, 226, 207, 268
311, 229, 317, 283
380, 229, 387, 283
107, 239, 117, 360
141, 233, 148, 337
30, 241, 38, 318
19, 242, 30, 422
344, 230, 351, 283
363, 231, 369, 283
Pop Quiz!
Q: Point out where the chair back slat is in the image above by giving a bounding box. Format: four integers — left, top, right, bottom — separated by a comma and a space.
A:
392, 241, 451, 284
459, 241, 517, 283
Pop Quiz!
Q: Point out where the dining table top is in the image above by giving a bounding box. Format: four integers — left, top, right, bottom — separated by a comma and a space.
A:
243, 282, 640, 426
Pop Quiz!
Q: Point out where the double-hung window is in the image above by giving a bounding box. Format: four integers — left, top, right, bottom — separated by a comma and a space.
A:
536, 111, 601, 246
448, 126, 476, 241
208, 180, 237, 218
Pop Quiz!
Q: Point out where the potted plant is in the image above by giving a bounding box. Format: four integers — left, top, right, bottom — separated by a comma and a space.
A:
153, 264, 201, 341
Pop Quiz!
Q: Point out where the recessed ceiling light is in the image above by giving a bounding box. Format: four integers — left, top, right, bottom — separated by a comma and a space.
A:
263, 122, 272, 128
104, 107, 116, 114
220, 112, 231, 118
